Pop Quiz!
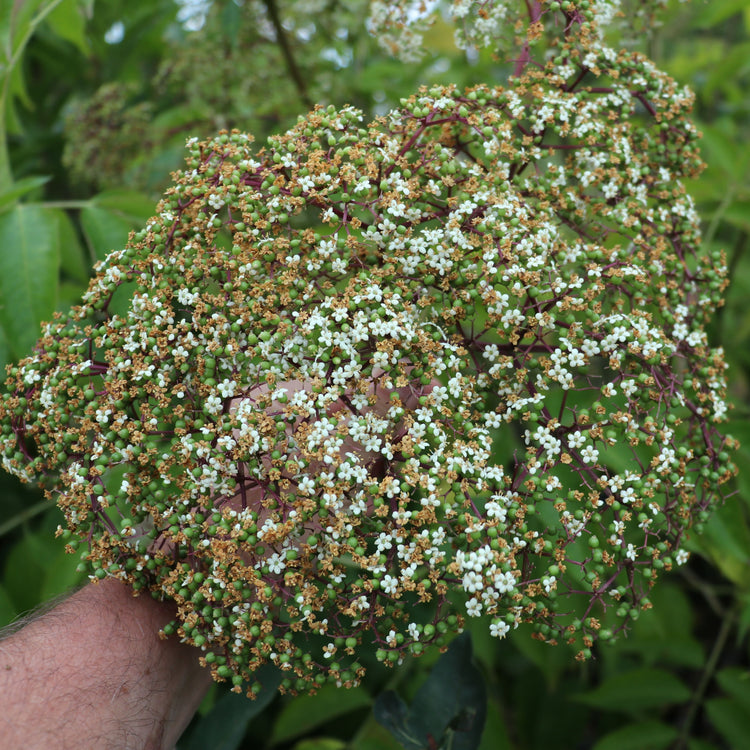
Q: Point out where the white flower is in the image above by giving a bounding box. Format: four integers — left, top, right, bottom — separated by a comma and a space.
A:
490, 620, 510, 638
381, 575, 398, 595
581, 445, 599, 464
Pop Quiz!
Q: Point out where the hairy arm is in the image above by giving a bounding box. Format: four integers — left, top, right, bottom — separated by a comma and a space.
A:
0, 579, 212, 750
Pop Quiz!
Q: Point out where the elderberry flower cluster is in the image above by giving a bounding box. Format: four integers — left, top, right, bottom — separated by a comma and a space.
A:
368, 0, 685, 61
0, 2, 735, 697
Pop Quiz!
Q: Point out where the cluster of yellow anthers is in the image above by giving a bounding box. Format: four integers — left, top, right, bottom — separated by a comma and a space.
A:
0, 17, 735, 697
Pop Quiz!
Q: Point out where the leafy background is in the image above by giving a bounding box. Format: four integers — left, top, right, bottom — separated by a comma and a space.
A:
1, 1, 749, 748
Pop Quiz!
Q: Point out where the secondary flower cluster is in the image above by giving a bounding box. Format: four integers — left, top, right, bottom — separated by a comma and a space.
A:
0, 6, 735, 696
368, 0, 682, 62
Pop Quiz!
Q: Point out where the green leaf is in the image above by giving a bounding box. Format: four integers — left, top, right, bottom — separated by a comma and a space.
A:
2, 529, 60, 614
39, 544, 84, 601
690, 0, 750, 28
509, 626, 576, 688
0, 0, 44, 54
45, 0, 89, 54
721, 203, 750, 234
53, 208, 89, 283
705, 41, 750, 97
705, 697, 750, 748
349, 720, 405, 750
0, 582, 18, 629
715, 668, 750, 712
699, 125, 748, 182
687, 740, 720, 750
374, 633, 487, 750
689, 498, 750, 587
89, 189, 157, 216
374, 692, 423, 750
0, 175, 50, 213
0, 323, 9, 380
592, 720, 678, 750
80, 190, 155, 261
0, 203, 60, 359
573, 668, 691, 714
0, 0, 64, 144
220, 0, 243, 48
272, 685, 372, 744
57, 280, 88, 311
615, 583, 705, 668
737, 594, 750, 641
293, 740, 347, 750
178, 665, 281, 750
477, 701, 512, 750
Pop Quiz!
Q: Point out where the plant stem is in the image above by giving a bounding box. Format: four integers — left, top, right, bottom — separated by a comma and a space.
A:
40, 200, 90, 209
262, 0, 314, 111
0, 499, 53, 537
674, 604, 736, 749
703, 184, 736, 250
0, 0, 66, 187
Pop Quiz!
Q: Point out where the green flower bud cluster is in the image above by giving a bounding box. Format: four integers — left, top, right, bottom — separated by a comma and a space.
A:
66, 0, 374, 194
63, 82, 155, 192
1, 2, 735, 697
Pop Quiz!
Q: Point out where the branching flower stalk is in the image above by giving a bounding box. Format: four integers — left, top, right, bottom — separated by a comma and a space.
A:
0, 0, 736, 697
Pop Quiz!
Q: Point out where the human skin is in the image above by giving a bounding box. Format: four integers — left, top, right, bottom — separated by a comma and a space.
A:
0, 578, 212, 750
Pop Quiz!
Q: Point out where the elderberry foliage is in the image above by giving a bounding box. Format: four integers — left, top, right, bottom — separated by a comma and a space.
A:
0, 0, 737, 699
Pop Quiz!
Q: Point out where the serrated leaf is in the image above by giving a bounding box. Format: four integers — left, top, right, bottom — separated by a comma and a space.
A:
477, 700, 512, 750
45, 0, 89, 54
90, 189, 157, 216
81, 190, 155, 261
690, 499, 750, 586
80, 204, 133, 260
738, 595, 750, 641
0, 203, 60, 359
0, 175, 50, 213
51, 207, 89, 283
375, 633, 487, 750
271, 685, 371, 744
39, 543, 84, 601
3, 529, 59, 613
349, 718, 405, 750
178, 665, 281, 750
705, 697, 750, 748
293, 739, 347, 750
0, 323, 9, 380
57, 280, 88, 311
0, 0, 63, 138
721, 203, 750, 234
691, 0, 747, 29
687, 740, 720, 750
220, 0, 243, 47
374, 691, 424, 750
705, 41, 750, 97
699, 125, 747, 182
616, 583, 704, 667
574, 668, 691, 714
509, 626, 576, 688
0, 583, 17, 629
410, 632, 486, 750
715, 668, 750, 712
592, 720, 678, 750
0, 0, 45, 58
691, 0, 750, 28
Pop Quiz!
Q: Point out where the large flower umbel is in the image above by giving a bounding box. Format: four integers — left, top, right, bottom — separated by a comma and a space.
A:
0, 46, 736, 695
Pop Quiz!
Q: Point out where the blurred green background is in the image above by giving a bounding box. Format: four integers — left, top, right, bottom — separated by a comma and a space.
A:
1, 1, 750, 748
